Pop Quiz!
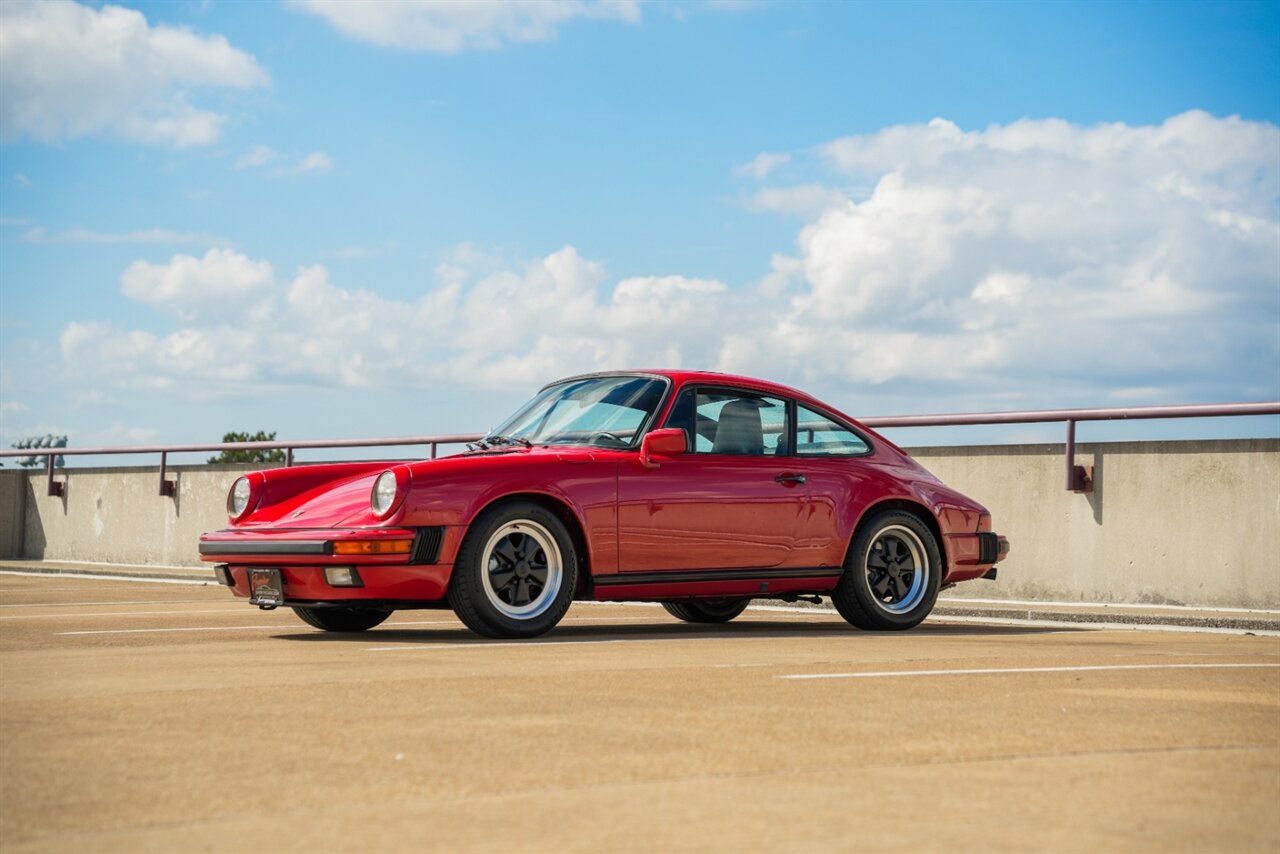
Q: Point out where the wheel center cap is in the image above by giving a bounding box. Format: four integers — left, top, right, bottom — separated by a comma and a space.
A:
515, 561, 530, 578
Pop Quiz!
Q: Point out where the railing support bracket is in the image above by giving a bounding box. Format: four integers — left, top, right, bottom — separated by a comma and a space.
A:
1065, 419, 1093, 493
158, 452, 176, 498
45, 454, 64, 498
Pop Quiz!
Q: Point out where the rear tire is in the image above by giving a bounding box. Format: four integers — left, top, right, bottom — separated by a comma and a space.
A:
661, 598, 750, 624
292, 606, 391, 632
447, 501, 578, 639
832, 510, 941, 631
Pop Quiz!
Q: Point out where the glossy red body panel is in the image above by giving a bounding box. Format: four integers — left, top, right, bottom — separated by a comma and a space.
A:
199, 370, 1006, 608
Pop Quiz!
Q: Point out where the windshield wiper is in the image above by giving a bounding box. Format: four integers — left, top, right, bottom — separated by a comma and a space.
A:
467, 434, 532, 451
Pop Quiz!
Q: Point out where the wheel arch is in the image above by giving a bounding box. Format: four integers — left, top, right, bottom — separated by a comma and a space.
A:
847, 499, 949, 579
464, 492, 594, 599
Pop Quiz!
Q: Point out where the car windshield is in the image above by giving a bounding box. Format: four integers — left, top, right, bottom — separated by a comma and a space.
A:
485, 375, 667, 449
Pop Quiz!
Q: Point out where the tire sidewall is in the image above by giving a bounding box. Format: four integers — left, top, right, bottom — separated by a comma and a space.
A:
661, 598, 750, 624
838, 510, 942, 630
449, 501, 579, 639
292, 606, 391, 632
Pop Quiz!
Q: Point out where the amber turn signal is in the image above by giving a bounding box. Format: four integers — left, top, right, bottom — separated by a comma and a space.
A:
332, 539, 413, 556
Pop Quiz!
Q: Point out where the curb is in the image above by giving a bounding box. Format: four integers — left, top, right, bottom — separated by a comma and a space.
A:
931, 604, 1279, 633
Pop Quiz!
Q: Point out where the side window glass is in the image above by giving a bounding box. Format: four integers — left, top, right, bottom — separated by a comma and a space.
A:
665, 391, 787, 455
795, 405, 871, 456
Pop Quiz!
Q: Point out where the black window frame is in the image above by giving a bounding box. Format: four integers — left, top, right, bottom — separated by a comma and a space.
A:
792, 402, 875, 459
662, 385, 796, 457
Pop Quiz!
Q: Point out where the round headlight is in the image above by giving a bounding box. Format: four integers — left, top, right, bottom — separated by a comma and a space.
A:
227, 477, 251, 519
372, 471, 398, 516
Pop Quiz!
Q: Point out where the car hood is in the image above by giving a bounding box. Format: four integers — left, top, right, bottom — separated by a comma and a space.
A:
241, 445, 602, 530
238, 468, 386, 529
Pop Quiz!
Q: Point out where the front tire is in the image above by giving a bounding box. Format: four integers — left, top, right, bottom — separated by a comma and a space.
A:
447, 501, 578, 639
661, 599, 750, 624
832, 510, 941, 630
292, 606, 391, 632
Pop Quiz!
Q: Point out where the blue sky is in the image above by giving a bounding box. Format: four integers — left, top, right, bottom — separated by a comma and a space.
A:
1, 0, 1278, 457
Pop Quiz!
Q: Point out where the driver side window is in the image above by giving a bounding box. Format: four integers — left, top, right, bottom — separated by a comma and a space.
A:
664, 388, 789, 455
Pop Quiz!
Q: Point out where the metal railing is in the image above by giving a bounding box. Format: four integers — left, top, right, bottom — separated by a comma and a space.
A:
1, 434, 483, 499
858, 401, 1280, 492
2, 401, 1276, 498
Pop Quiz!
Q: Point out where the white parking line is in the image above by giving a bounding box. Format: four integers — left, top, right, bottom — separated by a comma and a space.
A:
0, 599, 211, 609
58, 625, 291, 635
777, 663, 1280, 680
368, 638, 639, 652
53, 615, 650, 636
4, 608, 261, 620
0, 570, 210, 585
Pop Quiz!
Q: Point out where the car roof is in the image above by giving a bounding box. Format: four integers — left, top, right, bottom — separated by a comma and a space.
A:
550, 369, 827, 407
544, 369, 906, 456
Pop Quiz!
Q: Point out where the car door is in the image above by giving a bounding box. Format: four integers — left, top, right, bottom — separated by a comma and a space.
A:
616, 387, 806, 572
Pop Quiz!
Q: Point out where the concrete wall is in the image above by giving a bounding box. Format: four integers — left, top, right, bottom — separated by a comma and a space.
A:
0, 470, 27, 560
18, 464, 261, 568
912, 439, 1279, 608
4, 439, 1277, 607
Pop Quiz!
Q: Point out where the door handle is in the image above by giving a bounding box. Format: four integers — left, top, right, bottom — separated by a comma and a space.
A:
775, 473, 806, 485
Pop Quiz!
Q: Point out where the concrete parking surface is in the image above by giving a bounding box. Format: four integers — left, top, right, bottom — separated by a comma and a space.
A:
1, 573, 1277, 853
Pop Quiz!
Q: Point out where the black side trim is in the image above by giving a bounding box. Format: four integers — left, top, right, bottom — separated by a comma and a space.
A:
411, 527, 445, 564
198, 540, 332, 556
596, 567, 842, 586
977, 532, 999, 564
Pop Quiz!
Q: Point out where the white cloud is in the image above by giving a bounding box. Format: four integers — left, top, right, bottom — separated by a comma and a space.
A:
234, 145, 333, 176
21, 227, 228, 245
120, 249, 273, 324
293, 151, 334, 174
234, 145, 279, 170
747, 184, 848, 217
13, 174, 31, 188
52, 111, 1280, 412
290, 0, 642, 52
0, 0, 267, 148
736, 152, 790, 179
60, 245, 733, 396
735, 111, 1280, 400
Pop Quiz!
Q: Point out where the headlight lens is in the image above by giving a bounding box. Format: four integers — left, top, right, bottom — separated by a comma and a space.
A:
371, 471, 399, 516
227, 477, 252, 519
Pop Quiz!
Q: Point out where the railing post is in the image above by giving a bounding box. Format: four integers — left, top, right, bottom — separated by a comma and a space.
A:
430, 443, 438, 460
158, 451, 176, 497
45, 452, 64, 498
286, 448, 294, 467
1065, 419, 1093, 493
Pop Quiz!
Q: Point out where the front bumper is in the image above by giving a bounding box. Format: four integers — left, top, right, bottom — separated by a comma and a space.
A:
212, 562, 454, 605
198, 526, 446, 565
201, 525, 456, 606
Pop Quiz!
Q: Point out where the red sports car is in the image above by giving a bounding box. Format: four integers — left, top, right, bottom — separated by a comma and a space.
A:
200, 370, 1008, 638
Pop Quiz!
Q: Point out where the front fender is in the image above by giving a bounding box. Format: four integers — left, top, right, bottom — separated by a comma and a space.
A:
396, 452, 621, 574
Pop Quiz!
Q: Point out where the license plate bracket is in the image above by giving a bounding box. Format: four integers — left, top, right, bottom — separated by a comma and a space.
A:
248, 568, 285, 607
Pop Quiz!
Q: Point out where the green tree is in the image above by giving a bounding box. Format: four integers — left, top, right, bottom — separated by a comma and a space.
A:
208, 430, 287, 464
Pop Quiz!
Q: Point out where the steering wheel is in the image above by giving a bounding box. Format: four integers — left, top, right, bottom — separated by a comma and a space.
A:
590, 432, 625, 447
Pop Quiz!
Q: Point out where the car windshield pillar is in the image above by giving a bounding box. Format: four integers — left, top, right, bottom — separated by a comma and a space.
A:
485, 375, 668, 449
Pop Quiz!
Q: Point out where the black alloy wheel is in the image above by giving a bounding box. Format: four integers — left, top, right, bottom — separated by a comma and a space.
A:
832, 510, 942, 630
